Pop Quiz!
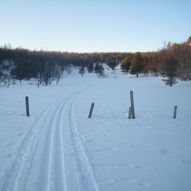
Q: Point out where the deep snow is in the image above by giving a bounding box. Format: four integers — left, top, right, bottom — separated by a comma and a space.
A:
0, 72, 191, 191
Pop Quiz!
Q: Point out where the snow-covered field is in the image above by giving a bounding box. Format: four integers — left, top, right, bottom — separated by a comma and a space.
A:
0, 73, 191, 191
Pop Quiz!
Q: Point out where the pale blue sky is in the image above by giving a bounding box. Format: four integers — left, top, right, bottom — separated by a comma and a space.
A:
0, 0, 191, 52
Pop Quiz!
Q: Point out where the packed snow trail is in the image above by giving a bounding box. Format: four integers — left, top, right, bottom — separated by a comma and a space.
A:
0, 87, 99, 191
68, 97, 100, 191
0, 94, 62, 191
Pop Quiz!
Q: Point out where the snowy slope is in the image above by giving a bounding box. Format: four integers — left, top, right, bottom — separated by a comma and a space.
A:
0, 74, 191, 191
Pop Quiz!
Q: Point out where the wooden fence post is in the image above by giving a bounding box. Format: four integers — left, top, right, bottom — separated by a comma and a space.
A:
88, 103, 95, 118
130, 91, 135, 119
173, 105, 177, 119
25, 96, 30, 117
128, 107, 132, 119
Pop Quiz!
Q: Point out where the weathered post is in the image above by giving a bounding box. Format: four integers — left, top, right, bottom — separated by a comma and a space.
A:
25, 96, 30, 117
130, 90, 135, 119
128, 107, 132, 119
173, 105, 177, 119
88, 103, 95, 118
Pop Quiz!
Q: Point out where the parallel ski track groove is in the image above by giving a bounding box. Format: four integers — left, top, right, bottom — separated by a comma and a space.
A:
0, 96, 63, 191
0, 86, 99, 191
44, 93, 74, 191
67, 92, 100, 191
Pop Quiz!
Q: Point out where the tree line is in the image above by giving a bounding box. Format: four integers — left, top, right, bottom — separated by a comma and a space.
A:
0, 36, 191, 86
121, 37, 191, 86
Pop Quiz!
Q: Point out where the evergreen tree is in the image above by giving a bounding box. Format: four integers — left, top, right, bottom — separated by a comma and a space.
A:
163, 57, 179, 87
121, 57, 131, 73
87, 63, 94, 73
107, 58, 118, 70
95, 63, 104, 77
130, 53, 144, 77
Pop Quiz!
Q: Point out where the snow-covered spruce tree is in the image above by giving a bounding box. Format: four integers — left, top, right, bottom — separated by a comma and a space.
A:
163, 57, 179, 87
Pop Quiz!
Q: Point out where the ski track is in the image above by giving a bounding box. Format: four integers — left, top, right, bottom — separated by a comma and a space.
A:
0, 86, 99, 191
0, 95, 63, 191
43, 93, 75, 191
68, 97, 100, 191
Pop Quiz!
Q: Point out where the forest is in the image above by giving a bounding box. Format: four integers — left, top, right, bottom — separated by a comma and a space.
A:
0, 36, 191, 87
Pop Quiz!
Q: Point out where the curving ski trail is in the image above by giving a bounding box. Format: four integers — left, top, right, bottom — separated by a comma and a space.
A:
66, 93, 100, 191
0, 86, 100, 191
0, 96, 64, 191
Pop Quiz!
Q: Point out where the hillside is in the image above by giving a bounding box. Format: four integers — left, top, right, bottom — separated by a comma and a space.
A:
0, 37, 191, 87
